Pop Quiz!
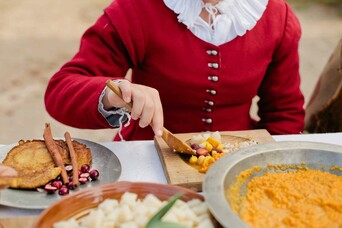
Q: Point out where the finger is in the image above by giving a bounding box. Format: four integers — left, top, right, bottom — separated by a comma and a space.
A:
138, 95, 155, 128
105, 88, 127, 108
151, 91, 164, 136
118, 80, 132, 104
124, 68, 133, 80
130, 88, 145, 120
0, 166, 17, 177
119, 68, 133, 103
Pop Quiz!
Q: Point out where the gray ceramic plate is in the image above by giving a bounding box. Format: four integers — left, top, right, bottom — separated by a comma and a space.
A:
0, 139, 121, 209
203, 141, 342, 228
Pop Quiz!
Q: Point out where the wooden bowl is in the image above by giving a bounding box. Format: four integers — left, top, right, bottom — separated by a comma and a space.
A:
33, 181, 206, 228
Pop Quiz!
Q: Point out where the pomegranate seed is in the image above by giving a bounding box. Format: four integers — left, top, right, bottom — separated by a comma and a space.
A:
79, 177, 88, 184
44, 184, 57, 194
80, 173, 90, 179
52, 180, 63, 189
65, 165, 73, 172
67, 182, 77, 190
89, 170, 100, 181
78, 170, 83, 177
81, 164, 90, 173
58, 187, 69, 195
69, 176, 73, 182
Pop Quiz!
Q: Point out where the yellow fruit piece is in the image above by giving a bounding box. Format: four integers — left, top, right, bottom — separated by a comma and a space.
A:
197, 155, 205, 165
216, 143, 224, 151
211, 150, 218, 157
205, 141, 213, 152
199, 156, 215, 173
207, 137, 221, 148
189, 156, 198, 164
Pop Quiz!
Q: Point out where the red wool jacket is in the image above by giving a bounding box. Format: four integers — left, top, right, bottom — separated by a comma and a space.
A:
45, 0, 305, 140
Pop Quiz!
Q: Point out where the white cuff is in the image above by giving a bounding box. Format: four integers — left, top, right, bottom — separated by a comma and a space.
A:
98, 85, 130, 127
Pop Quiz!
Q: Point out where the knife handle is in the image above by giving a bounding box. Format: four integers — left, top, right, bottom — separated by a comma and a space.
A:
106, 80, 133, 109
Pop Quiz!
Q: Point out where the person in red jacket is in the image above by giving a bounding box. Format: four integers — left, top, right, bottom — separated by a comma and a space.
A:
45, 0, 305, 141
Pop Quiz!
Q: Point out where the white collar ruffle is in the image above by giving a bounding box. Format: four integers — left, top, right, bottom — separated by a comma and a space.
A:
164, 0, 269, 45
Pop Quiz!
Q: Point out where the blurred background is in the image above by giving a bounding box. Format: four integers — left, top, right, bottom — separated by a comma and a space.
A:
0, 0, 341, 144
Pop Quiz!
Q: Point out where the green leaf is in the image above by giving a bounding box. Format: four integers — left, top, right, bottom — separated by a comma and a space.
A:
146, 194, 187, 228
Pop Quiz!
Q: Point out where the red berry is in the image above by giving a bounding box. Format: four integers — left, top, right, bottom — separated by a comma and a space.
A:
58, 187, 69, 195
79, 177, 88, 184
44, 184, 57, 194
52, 180, 63, 189
67, 182, 76, 190
80, 173, 90, 179
65, 165, 73, 173
89, 170, 100, 181
81, 164, 90, 173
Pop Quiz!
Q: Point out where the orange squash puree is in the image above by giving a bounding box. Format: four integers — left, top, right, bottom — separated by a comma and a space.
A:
227, 167, 342, 228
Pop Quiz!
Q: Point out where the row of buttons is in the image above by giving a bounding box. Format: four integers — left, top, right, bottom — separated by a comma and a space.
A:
203, 49, 219, 125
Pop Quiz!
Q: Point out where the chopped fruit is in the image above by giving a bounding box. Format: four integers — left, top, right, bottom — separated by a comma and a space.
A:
89, 170, 99, 181
187, 131, 258, 174
40, 163, 99, 196
190, 144, 200, 150
67, 182, 76, 190
44, 184, 58, 194
204, 141, 213, 152
52, 180, 63, 189
65, 165, 73, 173
58, 186, 69, 195
207, 137, 220, 148
196, 148, 209, 156
80, 173, 90, 179
81, 164, 90, 173
79, 177, 88, 184
189, 156, 198, 165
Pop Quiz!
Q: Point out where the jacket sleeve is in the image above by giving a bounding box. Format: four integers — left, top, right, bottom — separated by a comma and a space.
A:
44, 14, 133, 129
256, 2, 305, 134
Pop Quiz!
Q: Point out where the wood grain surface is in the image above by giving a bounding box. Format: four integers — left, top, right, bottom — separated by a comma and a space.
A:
0, 216, 36, 228
154, 129, 274, 192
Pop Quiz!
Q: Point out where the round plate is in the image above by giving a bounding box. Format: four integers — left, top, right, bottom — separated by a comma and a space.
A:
203, 141, 342, 227
0, 139, 121, 209
33, 181, 205, 227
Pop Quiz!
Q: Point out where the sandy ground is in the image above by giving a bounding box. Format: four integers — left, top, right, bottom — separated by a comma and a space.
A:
0, 0, 341, 145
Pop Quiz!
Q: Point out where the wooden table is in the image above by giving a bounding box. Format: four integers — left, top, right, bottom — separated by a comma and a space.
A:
0, 216, 36, 228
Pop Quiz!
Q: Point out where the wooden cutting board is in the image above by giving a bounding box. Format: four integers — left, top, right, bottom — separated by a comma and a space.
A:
154, 129, 274, 192
0, 216, 37, 228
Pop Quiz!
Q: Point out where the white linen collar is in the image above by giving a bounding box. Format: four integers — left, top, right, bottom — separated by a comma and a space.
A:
164, 0, 269, 45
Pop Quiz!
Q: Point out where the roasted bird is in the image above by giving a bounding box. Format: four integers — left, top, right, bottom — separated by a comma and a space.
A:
2, 139, 92, 189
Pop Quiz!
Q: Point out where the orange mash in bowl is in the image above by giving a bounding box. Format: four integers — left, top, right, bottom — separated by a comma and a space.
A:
227, 165, 342, 227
